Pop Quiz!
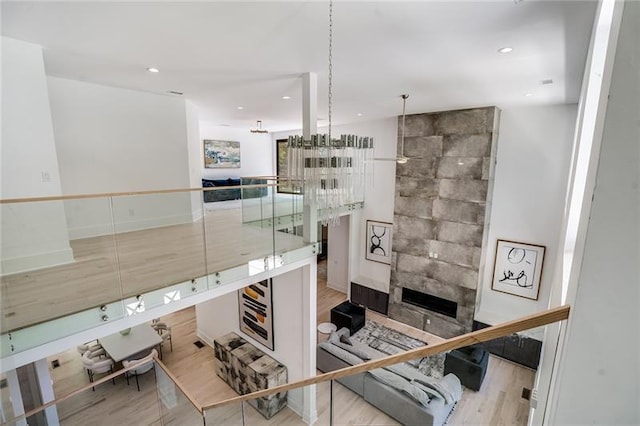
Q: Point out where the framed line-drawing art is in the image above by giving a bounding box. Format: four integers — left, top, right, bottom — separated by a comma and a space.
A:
491, 239, 546, 300
238, 279, 274, 350
366, 220, 393, 265
204, 139, 240, 168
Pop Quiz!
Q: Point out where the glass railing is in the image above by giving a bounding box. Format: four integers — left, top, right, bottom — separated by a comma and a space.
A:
241, 177, 303, 231
0, 353, 203, 426
0, 183, 316, 358
200, 306, 570, 426
0, 306, 569, 426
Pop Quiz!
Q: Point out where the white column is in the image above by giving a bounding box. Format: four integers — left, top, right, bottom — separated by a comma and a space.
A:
34, 358, 59, 425
5, 369, 27, 426
301, 261, 318, 424
302, 72, 319, 245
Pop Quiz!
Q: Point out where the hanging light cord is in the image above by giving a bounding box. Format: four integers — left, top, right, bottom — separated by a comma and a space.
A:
400, 94, 408, 156
328, 0, 333, 142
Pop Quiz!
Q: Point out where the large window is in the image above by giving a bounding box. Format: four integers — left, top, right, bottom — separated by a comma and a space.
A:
276, 139, 297, 194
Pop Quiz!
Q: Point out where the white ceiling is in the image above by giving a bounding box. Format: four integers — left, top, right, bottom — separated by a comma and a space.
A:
1, 1, 597, 132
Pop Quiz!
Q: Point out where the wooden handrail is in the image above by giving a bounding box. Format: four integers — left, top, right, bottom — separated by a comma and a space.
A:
201, 305, 570, 411
0, 183, 280, 204
1, 355, 203, 424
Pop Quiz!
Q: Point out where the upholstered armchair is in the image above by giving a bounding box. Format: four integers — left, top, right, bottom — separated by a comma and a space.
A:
123, 349, 158, 391
152, 322, 173, 359
82, 350, 115, 391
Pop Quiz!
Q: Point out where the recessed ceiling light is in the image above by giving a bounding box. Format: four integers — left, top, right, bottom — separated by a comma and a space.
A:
497, 47, 513, 54
357, 113, 363, 117
525, 93, 533, 97
237, 106, 244, 110
146, 67, 160, 73
282, 96, 291, 100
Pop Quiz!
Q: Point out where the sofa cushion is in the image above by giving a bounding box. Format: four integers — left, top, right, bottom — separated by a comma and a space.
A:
368, 368, 430, 408
318, 341, 364, 366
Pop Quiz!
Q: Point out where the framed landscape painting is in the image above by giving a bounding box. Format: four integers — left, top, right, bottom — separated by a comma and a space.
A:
204, 139, 240, 168
491, 239, 546, 300
366, 220, 393, 265
238, 279, 274, 350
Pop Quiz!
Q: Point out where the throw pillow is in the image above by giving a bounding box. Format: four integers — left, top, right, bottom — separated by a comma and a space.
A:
339, 334, 353, 346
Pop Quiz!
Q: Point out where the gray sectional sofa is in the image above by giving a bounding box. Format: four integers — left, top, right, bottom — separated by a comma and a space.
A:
317, 328, 462, 426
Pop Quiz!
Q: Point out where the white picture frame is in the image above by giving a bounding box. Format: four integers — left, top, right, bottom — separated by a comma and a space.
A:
491, 239, 546, 301
365, 220, 393, 265
238, 279, 274, 350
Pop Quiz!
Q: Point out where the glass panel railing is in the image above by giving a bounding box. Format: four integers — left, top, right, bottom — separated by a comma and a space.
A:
111, 192, 207, 307
325, 331, 549, 426
0, 197, 126, 356
240, 177, 273, 225
199, 306, 568, 426
203, 401, 244, 425
1, 355, 205, 426
1, 183, 321, 356
241, 384, 318, 426
0, 372, 17, 423
155, 363, 203, 426
203, 185, 275, 285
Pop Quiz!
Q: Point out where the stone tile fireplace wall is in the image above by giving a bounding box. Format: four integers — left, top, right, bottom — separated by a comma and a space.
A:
389, 107, 499, 338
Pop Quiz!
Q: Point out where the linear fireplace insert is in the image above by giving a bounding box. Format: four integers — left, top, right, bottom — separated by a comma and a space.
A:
401, 287, 458, 318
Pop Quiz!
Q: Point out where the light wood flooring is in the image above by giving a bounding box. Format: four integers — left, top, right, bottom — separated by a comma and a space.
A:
1, 208, 306, 333
40, 260, 535, 425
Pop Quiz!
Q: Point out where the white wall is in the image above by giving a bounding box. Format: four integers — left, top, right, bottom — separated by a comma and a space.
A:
196, 265, 316, 419
475, 105, 577, 334
47, 77, 194, 238
1, 37, 73, 274
186, 101, 203, 220
327, 216, 350, 292
551, 0, 639, 423
199, 122, 273, 180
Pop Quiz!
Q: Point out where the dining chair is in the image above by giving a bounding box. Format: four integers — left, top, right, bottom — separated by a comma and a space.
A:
82, 350, 115, 391
153, 322, 172, 359
122, 349, 158, 391
76, 341, 101, 356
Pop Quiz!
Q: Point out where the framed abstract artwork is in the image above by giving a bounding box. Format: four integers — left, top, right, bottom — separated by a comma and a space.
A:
491, 239, 546, 300
365, 220, 393, 264
204, 139, 240, 168
238, 279, 274, 350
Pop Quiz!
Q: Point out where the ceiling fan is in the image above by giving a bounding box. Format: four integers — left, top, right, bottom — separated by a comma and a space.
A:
375, 94, 421, 164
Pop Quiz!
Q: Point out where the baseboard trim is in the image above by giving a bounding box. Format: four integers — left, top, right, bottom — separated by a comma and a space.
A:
68, 213, 195, 239
1, 248, 75, 276
196, 329, 215, 348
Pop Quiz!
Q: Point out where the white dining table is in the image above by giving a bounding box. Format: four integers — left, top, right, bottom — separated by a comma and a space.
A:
99, 324, 163, 362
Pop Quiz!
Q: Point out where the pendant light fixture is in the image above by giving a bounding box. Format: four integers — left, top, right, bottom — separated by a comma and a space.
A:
397, 94, 409, 164
286, 0, 374, 225
250, 120, 268, 134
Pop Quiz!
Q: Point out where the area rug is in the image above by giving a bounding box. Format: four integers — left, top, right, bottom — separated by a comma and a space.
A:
351, 320, 446, 379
